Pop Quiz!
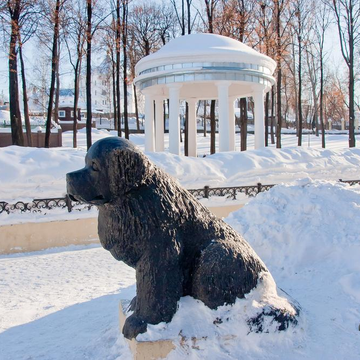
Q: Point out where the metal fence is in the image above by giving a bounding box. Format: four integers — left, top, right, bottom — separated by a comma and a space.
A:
1, 179, 359, 215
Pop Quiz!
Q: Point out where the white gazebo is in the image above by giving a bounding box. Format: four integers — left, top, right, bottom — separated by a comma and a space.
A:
134, 33, 276, 156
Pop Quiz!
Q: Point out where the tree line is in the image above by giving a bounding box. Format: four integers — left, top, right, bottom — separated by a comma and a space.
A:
1, 0, 359, 151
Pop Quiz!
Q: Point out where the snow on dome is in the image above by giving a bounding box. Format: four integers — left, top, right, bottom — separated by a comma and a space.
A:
155, 33, 261, 57
136, 33, 276, 75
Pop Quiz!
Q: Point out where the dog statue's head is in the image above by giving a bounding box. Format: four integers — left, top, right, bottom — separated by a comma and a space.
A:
66, 137, 152, 205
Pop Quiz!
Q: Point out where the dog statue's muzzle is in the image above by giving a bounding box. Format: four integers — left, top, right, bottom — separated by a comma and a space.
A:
66, 169, 109, 205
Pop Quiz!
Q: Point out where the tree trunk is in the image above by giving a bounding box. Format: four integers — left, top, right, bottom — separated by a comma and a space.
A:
185, 102, 188, 156
320, 48, 325, 148
265, 92, 269, 146
9, 7, 24, 146
122, 0, 129, 139
134, 84, 139, 130
270, 85, 275, 144
116, 0, 122, 137
349, 17, 355, 147
275, 0, 282, 149
203, 100, 207, 137
297, 24, 303, 146
112, 56, 117, 130
166, 99, 170, 132
54, 41, 61, 124
240, 98, 247, 151
45, 0, 60, 148
73, 58, 81, 148
186, 0, 191, 34
210, 99, 216, 154
86, 0, 93, 150
181, 0, 185, 35
19, 41, 31, 146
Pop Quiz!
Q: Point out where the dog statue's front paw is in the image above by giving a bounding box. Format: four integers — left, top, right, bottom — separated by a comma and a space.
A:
122, 314, 147, 339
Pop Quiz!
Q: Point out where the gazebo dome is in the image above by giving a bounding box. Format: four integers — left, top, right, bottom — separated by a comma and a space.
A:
134, 33, 276, 156
136, 33, 276, 75
135, 33, 276, 97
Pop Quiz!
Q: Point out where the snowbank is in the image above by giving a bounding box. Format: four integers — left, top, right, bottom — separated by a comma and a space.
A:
222, 179, 360, 359
2, 180, 360, 358
1, 138, 360, 203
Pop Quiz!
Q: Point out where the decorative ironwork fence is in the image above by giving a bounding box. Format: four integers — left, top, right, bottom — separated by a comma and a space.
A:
1, 179, 359, 215
339, 179, 360, 186
188, 183, 275, 200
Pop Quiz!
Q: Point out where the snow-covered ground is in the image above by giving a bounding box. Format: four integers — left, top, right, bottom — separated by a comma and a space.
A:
1, 129, 360, 359
1, 129, 360, 203
1, 179, 360, 359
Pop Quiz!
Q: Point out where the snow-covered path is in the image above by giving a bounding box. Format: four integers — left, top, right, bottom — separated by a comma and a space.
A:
0, 245, 134, 360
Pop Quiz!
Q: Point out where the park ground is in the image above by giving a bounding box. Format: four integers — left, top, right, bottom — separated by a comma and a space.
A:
0, 129, 360, 359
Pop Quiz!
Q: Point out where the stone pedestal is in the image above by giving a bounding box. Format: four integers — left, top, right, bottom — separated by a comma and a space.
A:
119, 300, 175, 360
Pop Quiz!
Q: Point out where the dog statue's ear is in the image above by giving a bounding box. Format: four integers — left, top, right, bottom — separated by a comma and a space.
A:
109, 147, 152, 194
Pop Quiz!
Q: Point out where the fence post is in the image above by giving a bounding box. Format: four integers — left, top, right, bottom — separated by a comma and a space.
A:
204, 186, 209, 199
257, 183, 262, 194
232, 188, 237, 200
65, 195, 73, 212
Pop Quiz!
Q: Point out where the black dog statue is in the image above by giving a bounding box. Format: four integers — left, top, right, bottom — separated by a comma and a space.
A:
67, 137, 297, 339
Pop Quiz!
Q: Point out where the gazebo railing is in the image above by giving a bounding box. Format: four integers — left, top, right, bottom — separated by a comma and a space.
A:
1, 179, 359, 215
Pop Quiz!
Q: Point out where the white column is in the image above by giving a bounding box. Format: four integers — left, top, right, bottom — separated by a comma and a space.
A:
341, 119, 345, 131
217, 82, 231, 152
144, 94, 155, 152
187, 99, 197, 157
228, 97, 236, 151
155, 98, 164, 152
253, 90, 265, 149
168, 85, 181, 155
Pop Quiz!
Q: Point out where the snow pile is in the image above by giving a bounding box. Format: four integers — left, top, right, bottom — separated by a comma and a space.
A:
1, 139, 360, 203
221, 179, 360, 359
149, 146, 360, 188
1, 180, 360, 359
138, 271, 301, 355
226, 179, 360, 276
0, 145, 86, 202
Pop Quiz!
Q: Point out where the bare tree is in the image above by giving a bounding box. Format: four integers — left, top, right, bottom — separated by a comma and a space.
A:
115, 0, 121, 137
156, 2, 178, 45
2, 0, 37, 145
204, 0, 220, 154
170, 0, 185, 35
64, 0, 86, 148
129, 3, 162, 57
315, 0, 331, 148
274, 0, 293, 148
122, 0, 129, 139
17, 5, 39, 146
45, 0, 65, 148
84, 0, 110, 149
329, 0, 360, 147
290, 0, 310, 146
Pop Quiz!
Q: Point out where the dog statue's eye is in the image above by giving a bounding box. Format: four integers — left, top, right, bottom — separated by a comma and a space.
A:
92, 162, 100, 172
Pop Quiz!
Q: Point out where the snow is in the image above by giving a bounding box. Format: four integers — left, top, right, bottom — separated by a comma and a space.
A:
0, 245, 135, 360
1, 130, 360, 359
1, 180, 360, 359
223, 179, 360, 360
1, 130, 360, 204
138, 271, 300, 343
1, 130, 360, 226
